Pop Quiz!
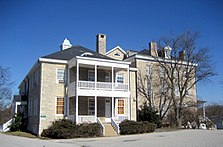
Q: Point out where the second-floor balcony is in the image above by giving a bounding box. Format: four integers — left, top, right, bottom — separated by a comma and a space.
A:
68, 56, 130, 97
76, 80, 128, 91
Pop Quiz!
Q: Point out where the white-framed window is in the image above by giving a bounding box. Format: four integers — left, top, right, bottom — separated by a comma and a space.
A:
117, 99, 124, 114
56, 97, 64, 115
57, 68, 65, 83
105, 71, 110, 82
116, 74, 124, 83
88, 98, 95, 115
88, 70, 95, 81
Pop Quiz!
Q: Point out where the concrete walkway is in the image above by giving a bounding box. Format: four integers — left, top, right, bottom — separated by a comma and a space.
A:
1, 130, 223, 147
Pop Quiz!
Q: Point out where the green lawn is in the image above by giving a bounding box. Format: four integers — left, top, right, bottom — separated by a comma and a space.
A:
4, 131, 37, 138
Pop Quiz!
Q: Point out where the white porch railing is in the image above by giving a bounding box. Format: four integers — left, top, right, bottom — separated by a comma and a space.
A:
77, 81, 128, 91
111, 117, 120, 134
1, 119, 13, 132
114, 83, 128, 91
97, 82, 112, 90
78, 115, 96, 123
97, 117, 105, 136
78, 81, 95, 89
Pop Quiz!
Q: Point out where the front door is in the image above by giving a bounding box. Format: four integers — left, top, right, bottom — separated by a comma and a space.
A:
105, 98, 111, 122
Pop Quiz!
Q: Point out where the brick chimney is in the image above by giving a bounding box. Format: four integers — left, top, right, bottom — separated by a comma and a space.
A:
149, 42, 158, 57
96, 34, 106, 55
179, 50, 186, 60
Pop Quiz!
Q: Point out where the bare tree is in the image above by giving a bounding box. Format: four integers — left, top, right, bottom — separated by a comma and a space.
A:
137, 65, 173, 121
205, 103, 223, 118
152, 31, 216, 127
0, 66, 13, 110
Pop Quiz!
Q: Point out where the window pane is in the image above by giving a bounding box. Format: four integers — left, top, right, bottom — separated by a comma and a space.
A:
57, 69, 65, 82
116, 74, 124, 83
118, 107, 124, 114
56, 97, 64, 114
118, 100, 124, 114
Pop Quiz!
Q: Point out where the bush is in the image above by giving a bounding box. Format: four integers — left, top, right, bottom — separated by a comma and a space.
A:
138, 103, 161, 128
75, 123, 102, 138
41, 119, 102, 139
10, 113, 26, 132
41, 119, 76, 139
119, 120, 156, 135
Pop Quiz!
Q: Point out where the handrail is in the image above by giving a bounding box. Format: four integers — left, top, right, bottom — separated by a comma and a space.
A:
111, 117, 120, 134
205, 116, 217, 129
97, 118, 105, 136
77, 81, 128, 91
2, 118, 13, 132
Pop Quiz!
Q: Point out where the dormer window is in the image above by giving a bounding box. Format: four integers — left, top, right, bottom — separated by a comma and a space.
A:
81, 52, 93, 57
114, 52, 121, 57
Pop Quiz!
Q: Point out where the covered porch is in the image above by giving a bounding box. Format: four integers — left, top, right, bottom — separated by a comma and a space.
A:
67, 96, 130, 124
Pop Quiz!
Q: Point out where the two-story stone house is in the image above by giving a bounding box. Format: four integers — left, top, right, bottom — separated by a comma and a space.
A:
18, 34, 137, 136
17, 33, 197, 136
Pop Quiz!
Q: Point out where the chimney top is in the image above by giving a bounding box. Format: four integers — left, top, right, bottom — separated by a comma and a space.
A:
61, 38, 72, 50
149, 42, 158, 57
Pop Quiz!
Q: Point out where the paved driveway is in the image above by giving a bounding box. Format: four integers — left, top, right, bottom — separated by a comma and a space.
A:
1, 130, 223, 147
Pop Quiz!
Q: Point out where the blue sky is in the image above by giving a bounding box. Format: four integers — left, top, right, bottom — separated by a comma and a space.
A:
0, 0, 222, 104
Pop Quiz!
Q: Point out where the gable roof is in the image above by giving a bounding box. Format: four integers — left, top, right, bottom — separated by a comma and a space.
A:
106, 45, 126, 55
42, 45, 112, 61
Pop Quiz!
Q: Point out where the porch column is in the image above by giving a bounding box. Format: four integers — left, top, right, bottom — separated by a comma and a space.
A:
76, 61, 79, 123
67, 68, 70, 116
128, 96, 131, 120
95, 65, 97, 89
127, 67, 130, 91
95, 96, 97, 122
112, 97, 114, 118
112, 66, 114, 91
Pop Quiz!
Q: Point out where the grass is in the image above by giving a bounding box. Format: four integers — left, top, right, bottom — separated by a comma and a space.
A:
5, 131, 37, 138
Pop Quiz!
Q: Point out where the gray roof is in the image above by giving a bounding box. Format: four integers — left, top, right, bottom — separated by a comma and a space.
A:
137, 49, 150, 56
42, 45, 112, 60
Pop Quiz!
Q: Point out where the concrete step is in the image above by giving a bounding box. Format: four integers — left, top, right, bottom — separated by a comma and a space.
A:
103, 123, 118, 137
99, 117, 105, 122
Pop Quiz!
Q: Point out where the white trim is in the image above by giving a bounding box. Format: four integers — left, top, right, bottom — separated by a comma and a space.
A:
112, 97, 114, 118
39, 58, 67, 64
129, 67, 138, 71
76, 61, 79, 123
95, 96, 97, 122
76, 56, 131, 65
106, 46, 126, 55
125, 54, 198, 66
